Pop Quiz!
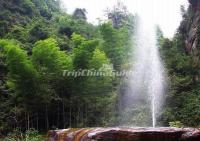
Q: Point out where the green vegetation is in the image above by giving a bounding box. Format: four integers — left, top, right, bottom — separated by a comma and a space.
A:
3, 129, 44, 141
0, 0, 133, 138
0, 0, 200, 140
169, 121, 184, 128
158, 4, 200, 127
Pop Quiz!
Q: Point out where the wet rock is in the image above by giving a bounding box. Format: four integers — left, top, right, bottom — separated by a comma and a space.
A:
46, 127, 200, 141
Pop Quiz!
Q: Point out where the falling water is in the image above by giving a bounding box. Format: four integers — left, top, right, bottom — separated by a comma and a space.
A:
120, 17, 166, 127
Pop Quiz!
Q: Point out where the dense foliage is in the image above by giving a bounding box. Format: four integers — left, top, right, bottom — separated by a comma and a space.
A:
1, 0, 200, 139
159, 4, 200, 127
0, 0, 134, 137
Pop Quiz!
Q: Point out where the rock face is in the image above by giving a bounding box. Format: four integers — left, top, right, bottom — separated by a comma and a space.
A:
185, 0, 200, 53
46, 127, 200, 141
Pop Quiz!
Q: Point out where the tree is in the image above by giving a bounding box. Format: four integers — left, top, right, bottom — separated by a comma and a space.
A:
73, 8, 87, 21
159, 28, 200, 126
87, 48, 113, 93
72, 33, 98, 69
32, 38, 73, 129
0, 0, 135, 133
29, 24, 49, 43
100, 23, 131, 70
0, 39, 40, 130
106, 1, 134, 29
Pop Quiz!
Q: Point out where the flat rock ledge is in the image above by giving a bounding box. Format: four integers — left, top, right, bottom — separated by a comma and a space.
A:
46, 127, 200, 141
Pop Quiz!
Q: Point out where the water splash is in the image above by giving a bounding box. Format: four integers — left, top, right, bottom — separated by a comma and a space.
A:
120, 17, 166, 127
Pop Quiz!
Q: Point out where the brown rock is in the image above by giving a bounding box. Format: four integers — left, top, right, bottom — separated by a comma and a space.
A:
46, 127, 200, 141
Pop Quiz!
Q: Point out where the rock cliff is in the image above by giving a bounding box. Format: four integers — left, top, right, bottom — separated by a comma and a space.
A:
185, 0, 200, 53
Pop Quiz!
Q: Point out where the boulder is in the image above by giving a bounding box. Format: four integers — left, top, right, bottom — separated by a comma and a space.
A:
46, 127, 200, 141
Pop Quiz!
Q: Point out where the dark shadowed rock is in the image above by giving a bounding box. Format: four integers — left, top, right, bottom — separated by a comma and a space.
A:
46, 127, 200, 141
189, 0, 197, 6
185, 0, 200, 53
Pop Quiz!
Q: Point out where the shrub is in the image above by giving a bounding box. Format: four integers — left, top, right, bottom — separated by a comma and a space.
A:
169, 121, 184, 128
4, 129, 43, 141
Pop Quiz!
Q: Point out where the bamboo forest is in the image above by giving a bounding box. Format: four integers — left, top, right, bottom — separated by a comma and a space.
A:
0, 0, 200, 141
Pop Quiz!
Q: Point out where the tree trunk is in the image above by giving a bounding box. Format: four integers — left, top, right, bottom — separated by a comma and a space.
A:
45, 104, 49, 130
57, 102, 60, 128
36, 112, 39, 131
69, 102, 72, 127
62, 98, 65, 128
27, 112, 30, 130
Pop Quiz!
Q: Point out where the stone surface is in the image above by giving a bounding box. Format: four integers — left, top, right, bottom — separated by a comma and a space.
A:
185, 0, 200, 53
46, 127, 200, 141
